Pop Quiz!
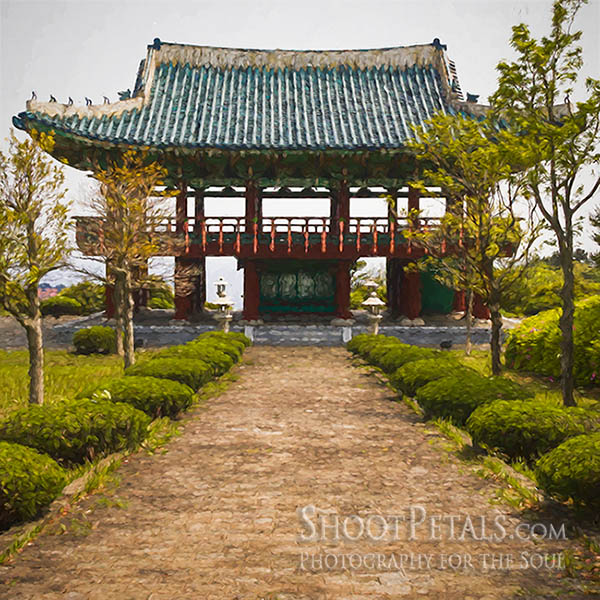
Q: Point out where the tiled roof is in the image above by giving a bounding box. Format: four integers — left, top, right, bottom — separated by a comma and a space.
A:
14, 39, 468, 151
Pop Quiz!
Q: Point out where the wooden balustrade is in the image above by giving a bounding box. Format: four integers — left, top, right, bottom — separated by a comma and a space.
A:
75, 215, 442, 258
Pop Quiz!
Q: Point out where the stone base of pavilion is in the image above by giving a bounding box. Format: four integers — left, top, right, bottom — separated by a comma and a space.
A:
49, 309, 512, 348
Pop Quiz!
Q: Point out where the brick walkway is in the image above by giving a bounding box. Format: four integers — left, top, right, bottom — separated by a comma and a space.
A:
0, 347, 570, 599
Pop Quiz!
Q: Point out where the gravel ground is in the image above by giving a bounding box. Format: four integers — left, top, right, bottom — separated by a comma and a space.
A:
0, 346, 575, 599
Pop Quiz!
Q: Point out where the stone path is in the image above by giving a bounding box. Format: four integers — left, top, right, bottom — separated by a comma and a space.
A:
0, 347, 571, 599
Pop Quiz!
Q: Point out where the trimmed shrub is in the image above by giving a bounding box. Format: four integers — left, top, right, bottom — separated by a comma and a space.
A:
376, 345, 440, 374
363, 337, 405, 366
189, 336, 244, 362
85, 376, 195, 418
467, 400, 600, 460
152, 344, 234, 376
390, 357, 473, 397
415, 372, 534, 425
346, 333, 382, 356
347, 334, 380, 355
41, 295, 82, 318
73, 326, 116, 355
505, 295, 600, 386
0, 398, 150, 464
0, 441, 67, 529
125, 358, 212, 390
535, 433, 600, 508
196, 331, 251, 348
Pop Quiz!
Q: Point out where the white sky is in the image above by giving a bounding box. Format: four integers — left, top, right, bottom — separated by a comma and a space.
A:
1, 0, 599, 297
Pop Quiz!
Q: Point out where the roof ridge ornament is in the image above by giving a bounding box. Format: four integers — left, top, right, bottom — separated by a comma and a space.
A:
432, 38, 447, 51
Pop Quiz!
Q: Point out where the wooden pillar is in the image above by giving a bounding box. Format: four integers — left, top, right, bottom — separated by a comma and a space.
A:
243, 259, 260, 321
174, 257, 193, 320
132, 260, 149, 311
472, 293, 491, 319
331, 182, 350, 230
104, 284, 115, 318
408, 185, 420, 214
245, 182, 261, 231
399, 267, 422, 320
176, 185, 187, 234
452, 290, 466, 312
386, 258, 403, 318
334, 260, 352, 319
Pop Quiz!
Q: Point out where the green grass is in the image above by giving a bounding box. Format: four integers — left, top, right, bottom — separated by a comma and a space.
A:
449, 348, 599, 409
0, 350, 124, 419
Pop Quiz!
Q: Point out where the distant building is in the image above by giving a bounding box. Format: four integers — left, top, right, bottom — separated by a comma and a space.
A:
38, 283, 65, 300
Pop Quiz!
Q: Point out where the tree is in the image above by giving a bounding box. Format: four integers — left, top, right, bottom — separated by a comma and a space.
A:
491, 0, 600, 405
591, 206, 600, 270
403, 113, 540, 374
0, 131, 70, 404
87, 151, 171, 368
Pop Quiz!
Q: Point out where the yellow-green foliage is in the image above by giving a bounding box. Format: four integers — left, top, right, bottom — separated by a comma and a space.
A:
505, 295, 600, 386
0, 441, 67, 529
0, 398, 150, 464
467, 400, 600, 460
536, 433, 600, 508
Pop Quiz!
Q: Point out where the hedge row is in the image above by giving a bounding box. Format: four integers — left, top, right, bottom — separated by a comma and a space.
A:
348, 334, 533, 426
505, 295, 600, 386
348, 333, 600, 508
0, 330, 250, 529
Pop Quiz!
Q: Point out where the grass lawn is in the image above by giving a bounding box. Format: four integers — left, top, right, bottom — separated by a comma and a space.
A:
452, 348, 600, 409
0, 350, 125, 419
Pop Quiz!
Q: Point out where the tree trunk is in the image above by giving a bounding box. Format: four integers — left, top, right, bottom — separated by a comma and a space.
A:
465, 289, 473, 356
123, 269, 136, 369
559, 244, 576, 406
489, 289, 503, 376
25, 316, 44, 405
113, 277, 124, 357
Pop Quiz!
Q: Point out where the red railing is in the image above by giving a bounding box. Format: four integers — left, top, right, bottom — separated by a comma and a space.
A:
76, 215, 441, 257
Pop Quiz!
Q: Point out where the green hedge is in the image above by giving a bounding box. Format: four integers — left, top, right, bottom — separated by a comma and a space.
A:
536, 433, 600, 508
346, 334, 380, 355
125, 358, 212, 390
152, 344, 234, 376
0, 398, 150, 464
0, 441, 67, 529
84, 376, 195, 419
189, 333, 246, 361
467, 400, 600, 460
41, 296, 82, 318
73, 326, 116, 355
390, 357, 473, 397
196, 331, 252, 348
376, 346, 440, 374
505, 295, 600, 386
415, 372, 534, 425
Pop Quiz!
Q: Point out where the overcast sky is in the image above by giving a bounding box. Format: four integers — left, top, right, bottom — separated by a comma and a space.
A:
1, 0, 598, 295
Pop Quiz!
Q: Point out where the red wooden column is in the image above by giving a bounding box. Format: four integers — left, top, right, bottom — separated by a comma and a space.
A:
408, 185, 420, 220
104, 284, 115, 318
452, 290, 466, 312
245, 182, 260, 230
399, 267, 422, 320
242, 260, 260, 321
193, 188, 207, 310
334, 260, 353, 319
472, 293, 491, 319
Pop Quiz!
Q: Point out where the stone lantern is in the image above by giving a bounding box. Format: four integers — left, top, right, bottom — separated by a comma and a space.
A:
362, 292, 386, 335
212, 276, 234, 333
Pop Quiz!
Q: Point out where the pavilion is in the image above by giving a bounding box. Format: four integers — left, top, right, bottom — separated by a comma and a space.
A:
13, 37, 489, 322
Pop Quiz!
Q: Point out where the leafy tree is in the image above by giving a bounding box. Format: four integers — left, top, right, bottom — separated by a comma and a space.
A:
491, 0, 600, 405
59, 280, 105, 314
591, 206, 600, 270
87, 151, 171, 368
404, 114, 540, 374
0, 131, 70, 404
